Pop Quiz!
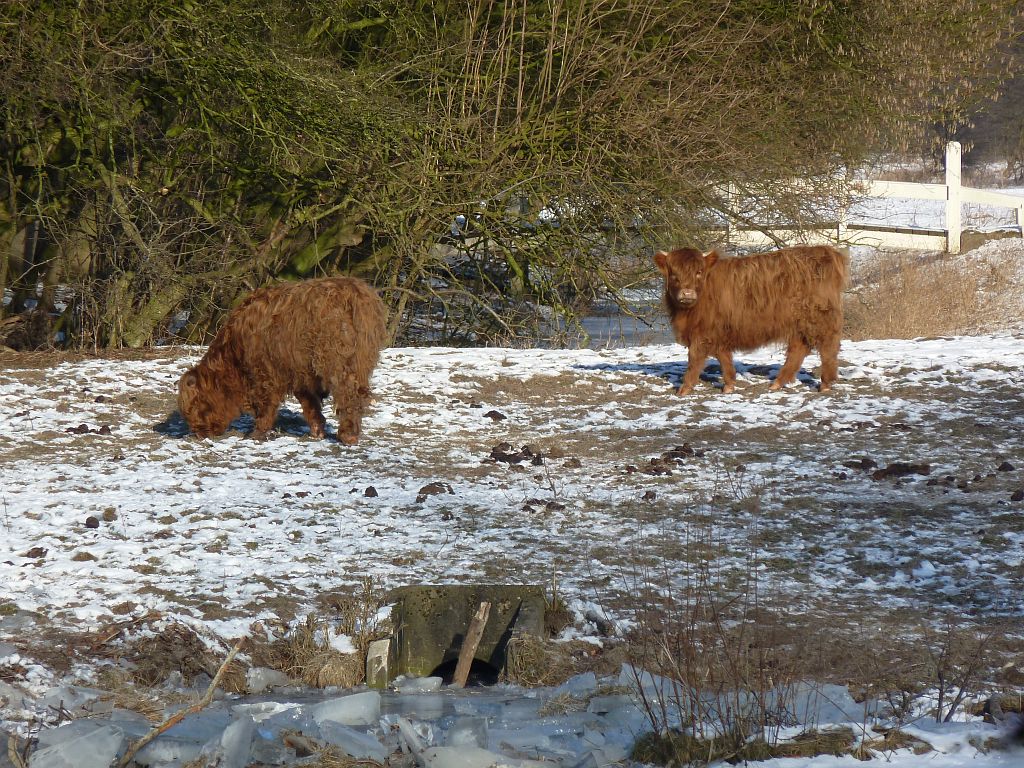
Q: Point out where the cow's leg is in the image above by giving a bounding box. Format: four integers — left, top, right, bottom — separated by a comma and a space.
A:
251, 396, 283, 439
329, 372, 371, 445
678, 344, 709, 395
295, 390, 327, 439
771, 338, 810, 390
249, 382, 286, 439
817, 334, 841, 392
716, 349, 737, 393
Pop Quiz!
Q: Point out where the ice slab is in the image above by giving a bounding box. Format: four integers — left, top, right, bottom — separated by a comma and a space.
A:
28, 723, 124, 768
395, 675, 443, 693
499, 698, 542, 721
133, 710, 233, 766
444, 715, 488, 748
397, 716, 425, 755
617, 664, 680, 701
552, 672, 598, 698
245, 666, 292, 693
311, 690, 381, 726
394, 692, 446, 720
421, 745, 551, 768
0, 680, 31, 709
216, 715, 256, 768
779, 681, 882, 724
319, 720, 387, 762
37, 685, 103, 714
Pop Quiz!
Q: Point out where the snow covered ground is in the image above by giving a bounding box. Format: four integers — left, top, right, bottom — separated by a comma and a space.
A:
2, 332, 1023, 639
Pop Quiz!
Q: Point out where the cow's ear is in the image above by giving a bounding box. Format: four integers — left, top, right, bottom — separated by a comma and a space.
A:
703, 250, 719, 269
181, 371, 198, 390
654, 250, 670, 275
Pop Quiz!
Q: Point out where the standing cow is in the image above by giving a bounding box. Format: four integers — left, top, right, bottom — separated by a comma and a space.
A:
654, 245, 847, 395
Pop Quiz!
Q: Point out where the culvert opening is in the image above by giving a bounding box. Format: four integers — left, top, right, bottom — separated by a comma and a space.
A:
430, 657, 500, 687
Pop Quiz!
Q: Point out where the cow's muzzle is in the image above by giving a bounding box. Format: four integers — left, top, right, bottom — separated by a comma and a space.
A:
676, 290, 698, 306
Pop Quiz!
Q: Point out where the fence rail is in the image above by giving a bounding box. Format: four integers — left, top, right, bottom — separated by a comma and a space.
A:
725, 142, 1024, 253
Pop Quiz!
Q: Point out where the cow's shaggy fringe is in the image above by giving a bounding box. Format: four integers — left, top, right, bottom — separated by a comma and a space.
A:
178, 276, 387, 443
655, 245, 848, 395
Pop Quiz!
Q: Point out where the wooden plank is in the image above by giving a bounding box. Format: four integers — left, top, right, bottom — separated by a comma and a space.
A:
728, 228, 838, 248
960, 187, 1024, 208
844, 227, 947, 250
451, 601, 491, 688
859, 180, 948, 201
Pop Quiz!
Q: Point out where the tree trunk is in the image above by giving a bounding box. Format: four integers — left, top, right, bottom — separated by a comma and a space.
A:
121, 281, 190, 348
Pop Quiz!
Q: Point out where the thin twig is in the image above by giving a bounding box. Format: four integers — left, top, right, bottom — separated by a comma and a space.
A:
116, 636, 245, 768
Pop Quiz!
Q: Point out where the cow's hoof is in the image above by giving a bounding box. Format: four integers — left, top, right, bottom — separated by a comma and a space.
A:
819, 383, 832, 393
676, 386, 694, 396
250, 429, 270, 441
722, 384, 735, 394
308, 427, 326, 440
339, 433, 359, 446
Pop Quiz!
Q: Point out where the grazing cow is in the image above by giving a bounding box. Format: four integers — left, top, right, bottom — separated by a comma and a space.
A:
654, 245, 847, 395
178, 276, 387, 443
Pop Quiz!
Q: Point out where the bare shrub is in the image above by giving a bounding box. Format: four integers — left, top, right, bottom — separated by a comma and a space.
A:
926, 616, 1004, 723
605, 469, 992, 766
605, 477, 818, 762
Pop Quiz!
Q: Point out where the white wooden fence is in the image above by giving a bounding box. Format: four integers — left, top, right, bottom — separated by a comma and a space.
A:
725, 142, 1024, 254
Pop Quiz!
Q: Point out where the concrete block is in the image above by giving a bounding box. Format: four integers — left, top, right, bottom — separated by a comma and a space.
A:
386, 585, 545, 683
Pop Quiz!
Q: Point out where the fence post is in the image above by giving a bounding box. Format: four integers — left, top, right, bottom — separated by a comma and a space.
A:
945, 141, 961, 254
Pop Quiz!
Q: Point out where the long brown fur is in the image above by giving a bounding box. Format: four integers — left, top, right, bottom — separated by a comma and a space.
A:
178, 277, 388, 443
654, 245, 847, 395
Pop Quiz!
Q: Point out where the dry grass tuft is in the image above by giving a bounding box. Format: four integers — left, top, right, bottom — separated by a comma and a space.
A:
94, 668, 176, 723
310, 746, 385, 767
538, 692, 588, 716
632, 727, 857, 765
503, 634, 579, 688
317, 578, 393, 651
543, 591, 574, 638
118, 621, 247, 694
248, 581, 392, 690
302, 651, 365, 689
268, 615, 366, 689
844, 248, 1016, 340
772, 727, 857, 759
860, 727, 933, 757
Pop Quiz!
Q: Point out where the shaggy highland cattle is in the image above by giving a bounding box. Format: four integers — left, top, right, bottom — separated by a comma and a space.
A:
654, 245, 847, 395
178, 276, 387, 443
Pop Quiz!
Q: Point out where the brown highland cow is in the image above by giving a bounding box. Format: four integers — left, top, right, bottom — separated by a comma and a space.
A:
654, 245, 847, 395
178, 276, 387, 443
